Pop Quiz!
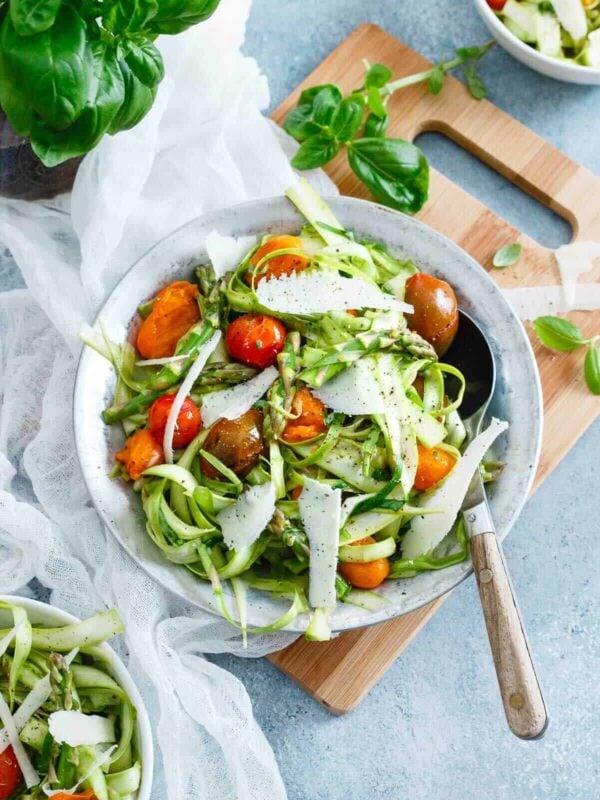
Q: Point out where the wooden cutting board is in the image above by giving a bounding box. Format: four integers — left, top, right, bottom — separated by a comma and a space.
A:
267, 23, 600, 714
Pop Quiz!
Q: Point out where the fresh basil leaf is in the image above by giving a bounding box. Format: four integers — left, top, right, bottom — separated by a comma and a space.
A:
456, 45, 482, 59
584, 345, 600, 395
103, 0, 158, 33
124, 40, 164, 87
30, 41, 125, 167
367, 85, 386, 118
364, 111, 388, 138
493, 243, 522, 268
109, 58, 157, 133
311, 85, 342, 127
365, 63, 392, 89
427, 66, 445, 95
146, 0, 221, 34
0, 6, 93, 130
347, 137, 429, 214
283, 105, 321, 142
291, 134, 339, 170
331, 95, 365, 142
0, 55, 33, 136
10, 0, 61, 35
533, 316, 585, 352
298, 83, 340, 107
464, 65, 487, 100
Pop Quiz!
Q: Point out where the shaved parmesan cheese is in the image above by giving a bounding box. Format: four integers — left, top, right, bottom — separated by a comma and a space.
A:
402, 418, 508, 559
0, 675, 51, 753
48, 710, 116, 747
256, 269, 413, 315
217, 481, 276, 552
201, 366, 278, 427
206, 230, 257, 278
298, 477, 342, 609
503, 284, 600, 319
555, 241, 600, 309
0, 691, 39, 787
312, 359, 385, 415
163, 330, 221, 463
552, 0, 587, 41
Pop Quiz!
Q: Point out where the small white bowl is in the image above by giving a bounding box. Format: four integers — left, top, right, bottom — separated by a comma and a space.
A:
0, 595, 153, 800
474, 0, 600, 84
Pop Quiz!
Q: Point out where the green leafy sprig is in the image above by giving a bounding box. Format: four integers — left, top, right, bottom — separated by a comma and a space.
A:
0, 0, 222, 167
534, 316, 600, 395
284, 41, 494, 215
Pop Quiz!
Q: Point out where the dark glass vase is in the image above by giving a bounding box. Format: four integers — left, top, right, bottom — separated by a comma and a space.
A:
0, 111, 81, 201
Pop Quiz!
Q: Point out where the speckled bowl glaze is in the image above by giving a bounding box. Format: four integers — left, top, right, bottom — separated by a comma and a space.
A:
474, 0, 600, 85
0, 595, 153, 799
74, 195, 543, 633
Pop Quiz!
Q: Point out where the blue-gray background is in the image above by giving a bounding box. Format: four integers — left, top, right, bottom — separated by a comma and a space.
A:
221, 2, 600, 799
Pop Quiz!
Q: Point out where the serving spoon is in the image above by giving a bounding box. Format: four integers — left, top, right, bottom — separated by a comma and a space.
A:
444, 311, 548, 740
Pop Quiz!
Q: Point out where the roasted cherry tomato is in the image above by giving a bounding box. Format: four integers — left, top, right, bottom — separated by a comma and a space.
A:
414, 444, 456, 492
404, 273, 459, 356
0, 746, 22, 800
338, 537, 390, 589
52, 791, 97, 800
136, 281, 200, 359
486, 0, 507, 9
225, 314, 286, 370
281, 387, 327, 443
116, 428, 164, 480
148, 394, 201, 449
246, 235, 310, 285
201, 408, 266, 479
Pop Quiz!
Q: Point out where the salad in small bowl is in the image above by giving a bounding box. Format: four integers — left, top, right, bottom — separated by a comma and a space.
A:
75, 182, 541, 641
476, 0, 600, 82
0, 597, 152, 800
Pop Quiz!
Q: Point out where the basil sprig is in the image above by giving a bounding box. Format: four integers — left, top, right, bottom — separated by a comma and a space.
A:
534, 316, 600, 395
0, 0, 221, 167
284, 41, 494, 215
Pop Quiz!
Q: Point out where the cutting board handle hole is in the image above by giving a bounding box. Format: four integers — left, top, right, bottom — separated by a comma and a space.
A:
414, 131, 573, 249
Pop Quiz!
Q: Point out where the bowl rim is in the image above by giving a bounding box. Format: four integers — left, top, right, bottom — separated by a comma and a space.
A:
474, 0, 600, 79
0, 595, 154, 800
73, 192, 543, 633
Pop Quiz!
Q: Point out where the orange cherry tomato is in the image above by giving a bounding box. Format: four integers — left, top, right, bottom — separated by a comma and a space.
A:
290, 486, 303, 500
414, 444, 456, 492
246, 235, 310, 285
226, 313, 286, 369
116, 428, 164, 480
281, 387, 327, 443
52, 791, 97, 800
136, 281, 200, 359
0, 746, 21, 800
338, 536, 390, 589
404, 273, 459, 356
148, 394, 201, 449
486, 0, 506, 9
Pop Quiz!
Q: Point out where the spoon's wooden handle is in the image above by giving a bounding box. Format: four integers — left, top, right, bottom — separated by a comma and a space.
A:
470, 532, 548, 739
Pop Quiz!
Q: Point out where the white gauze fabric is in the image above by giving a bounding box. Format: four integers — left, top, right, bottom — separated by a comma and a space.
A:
0, 1, 337, 797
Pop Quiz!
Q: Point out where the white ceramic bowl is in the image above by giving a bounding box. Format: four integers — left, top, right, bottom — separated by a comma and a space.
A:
74, 195, 543, 633
0, 595, 153, 800
474, 0, 600, 84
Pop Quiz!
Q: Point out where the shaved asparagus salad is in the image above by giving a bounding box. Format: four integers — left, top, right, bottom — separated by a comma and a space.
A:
0, 602, 142, 800
488, 0, 600, 66
83, 180, 507, 641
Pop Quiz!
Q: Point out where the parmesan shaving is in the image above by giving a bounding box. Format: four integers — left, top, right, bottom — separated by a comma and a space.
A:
0, 691, 39, 788
206, 230, 257, 278
217, 481, 276, 552
503, 284, 600, 320
402, 418, 508, 559
255, 269, 413, 315
312, 359, 385, 415
48, 710, 116, 747
555, 242, 600, 308
163, 330, 221, 463
298, 477, 342, 609
201, 366, 278, 427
